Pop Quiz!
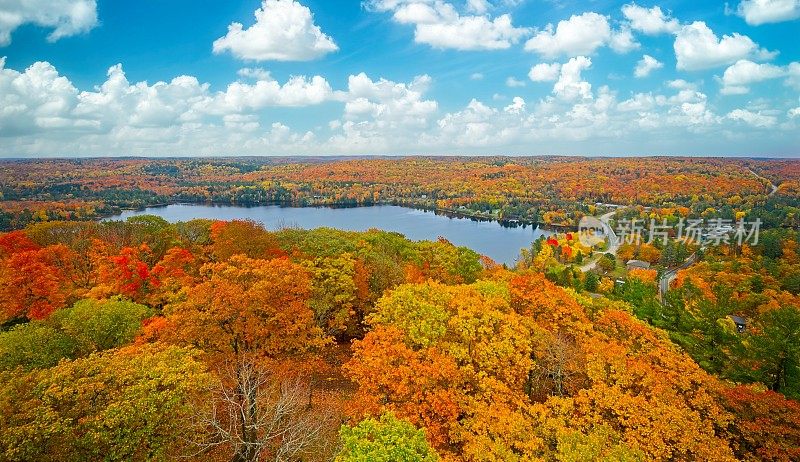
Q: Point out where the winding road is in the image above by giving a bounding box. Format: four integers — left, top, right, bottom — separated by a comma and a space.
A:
748, 168, 778, 196
659, 167, 777, 302
579, 209, 620, 273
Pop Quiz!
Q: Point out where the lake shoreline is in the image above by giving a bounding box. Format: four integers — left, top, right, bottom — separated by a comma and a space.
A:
111, 199, 558, 231
105, 203, 555, 265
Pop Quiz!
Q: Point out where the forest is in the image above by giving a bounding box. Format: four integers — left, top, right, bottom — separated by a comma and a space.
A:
1, 157, 800, 461
2, 156, 798, 230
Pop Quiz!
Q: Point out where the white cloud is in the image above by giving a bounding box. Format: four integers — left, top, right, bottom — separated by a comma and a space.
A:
237, 67, 272, 80
621, 3, 680, 35
524, 12, 637, 58
736, 0, 800, 25
787, 62, 800, 89
634, 55, 664, 78
0, 0, 97, 46
667, 79, 697, 90
673, 21, 777, 71
470, 72, 484, 80
506, 76, 526, 87
504, 96, 526, 114
212, 0, 338, 61
553, 56, 593, 100
1, 59, 795, 157
609, 28, 640, 53
342, 73, 437, 125
466, 0, 490, 14
201, 74, 334, 112
367, 0, 529, 50
0, 60, 81, 135
0, 60, 334, 139
727, 108, 777, 127
719, 59, 787, 94
529, 63, 561, 82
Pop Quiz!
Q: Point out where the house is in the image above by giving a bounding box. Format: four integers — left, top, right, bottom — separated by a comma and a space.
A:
626, 259, 651, 271
729, 315, 747, 333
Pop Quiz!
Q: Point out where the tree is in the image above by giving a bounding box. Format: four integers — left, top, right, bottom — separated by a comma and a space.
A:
583, 272, 599, 292
51, 298, 153, 353
93, 244, 162, 305
0, 343, 210, 462
303, 254, 361, 338
191, 355, 337, 462
0, 244, 74, 322
163, 256, 331, 462
597, 253, 616, 272
210, 220, 284, 261
718, 385, 800, 461
344, 326, 463, 450
749, 306, 800, 398
163, 255, 326, 359
0, 323, 78, 370
336, 413, 439, 462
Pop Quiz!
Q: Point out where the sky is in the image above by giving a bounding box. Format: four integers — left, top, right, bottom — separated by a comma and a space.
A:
0, 0, 798, 157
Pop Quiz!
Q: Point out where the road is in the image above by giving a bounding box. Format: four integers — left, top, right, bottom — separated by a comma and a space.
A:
579, 209, 620, 273
658, 252, 697, 303
657, 167, 773, 302
747, 168, 778, 197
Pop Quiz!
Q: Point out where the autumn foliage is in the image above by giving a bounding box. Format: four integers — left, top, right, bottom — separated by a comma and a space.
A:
0, 216, 799, 461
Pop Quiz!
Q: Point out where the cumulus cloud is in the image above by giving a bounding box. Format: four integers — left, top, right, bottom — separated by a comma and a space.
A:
634, 55, 664, 78
0, 0, 97, 46
504, 96, 526, 114
470, 72, 484, 80
736, 0, 800, 25
366, 0, 529, 50
528, 63, 561, 82
524, 12, 638, 58
342, 72, 437, 124
202, 74, 334, 112
673, 21, 777, 71
621, 3, 680, 35
719, 59, 788, 94
0, 60, 334, 139
553, 56, 593, 100
0, 58, 795, 156
727, 108, 777, 127
212, 0, 338, 61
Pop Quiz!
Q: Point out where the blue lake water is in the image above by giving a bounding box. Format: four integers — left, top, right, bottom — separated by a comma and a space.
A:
106, 204, 552, 265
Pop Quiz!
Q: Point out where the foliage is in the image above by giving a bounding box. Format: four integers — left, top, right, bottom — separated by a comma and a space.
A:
0, 343, 211, 462
337, 413, 439, 462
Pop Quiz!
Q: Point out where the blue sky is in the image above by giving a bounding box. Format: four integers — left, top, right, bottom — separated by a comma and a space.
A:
0, 0, 798, 157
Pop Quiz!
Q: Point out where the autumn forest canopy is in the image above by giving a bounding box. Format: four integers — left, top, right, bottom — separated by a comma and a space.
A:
1, 156, 800, 462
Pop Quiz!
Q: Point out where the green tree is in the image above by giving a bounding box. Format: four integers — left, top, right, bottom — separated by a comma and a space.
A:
749, 306, 800, 398
0, 323, 78, 370
583, 272, 599, 292
336, 413, 439, 462
51, 298, 153, 353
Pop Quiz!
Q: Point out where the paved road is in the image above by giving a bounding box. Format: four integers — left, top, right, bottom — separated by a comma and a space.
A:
658, 252, 697, 303
579, 209, 620, 273
748, 168, 778, 196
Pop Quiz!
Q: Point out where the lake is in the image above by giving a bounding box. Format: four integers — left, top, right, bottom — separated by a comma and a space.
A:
106, 204, 552, 265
